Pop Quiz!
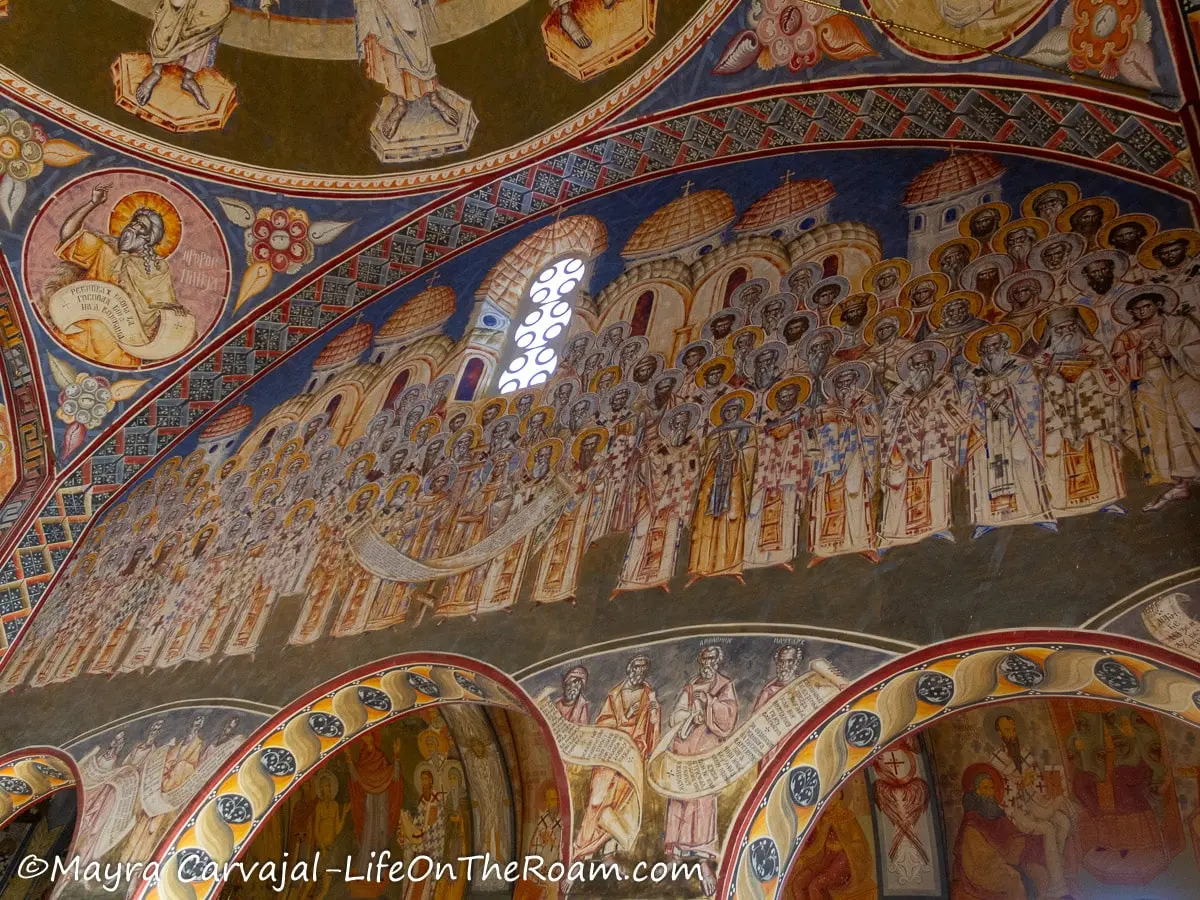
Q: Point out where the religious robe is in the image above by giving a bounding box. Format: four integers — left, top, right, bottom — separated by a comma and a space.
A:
951, 809, 1031, 900
879, 374, 967, 547
148, 0, 230, 70
688, 422, 756, 583
533, 455, 613, 604
964, 357, 1054, 530
573, 682, 660, 858
1035, 338, 1127, 515
745, 412, 807, 569
786, 799, 875, 900
616, 431, 699, 594
348, 741, 403, 879
55, 230, 191, 368
356, 0, 439, 101
809, 390, 880, 560
1112, 313, 1200, 484
664, 673, 738, 860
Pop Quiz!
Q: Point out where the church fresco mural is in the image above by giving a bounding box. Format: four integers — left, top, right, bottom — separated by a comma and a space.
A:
0, 1, 1197, 897
0, 789, 77, 900
2, 147, 1196, 698
55, 703, 270, 898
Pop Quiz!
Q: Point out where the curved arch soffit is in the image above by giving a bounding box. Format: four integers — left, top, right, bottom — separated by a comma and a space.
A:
131, 653, 570, 900
719, 629, 1200, 900
0, 747, 81, 835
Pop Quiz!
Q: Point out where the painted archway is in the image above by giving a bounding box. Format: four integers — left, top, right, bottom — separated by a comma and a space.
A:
129, 653, 570, 900
719, 630, 1200, 900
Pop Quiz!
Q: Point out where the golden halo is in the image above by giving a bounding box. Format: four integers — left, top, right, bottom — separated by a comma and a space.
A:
898, 272, 950, 309
1055, 197, 1118, 236
993, 217, 1050, 252
1020, 182, 1080, 220
411, 416, 442, 441
476, 398, 507, 427
526, 438, 564, 473
160, 456, 183, 479
766, 376, 812, 411
963, 323, 1022, 365
108, 191, 183, 257
724, 325, 766, 357
347, 483, 381, 513
696, 355, 735, 387
520, 406, 557, 435
344, 452, 376, 480
862, 257, 911, 294
829, 292, 878, 328
590, 365, 622, 393
929, 236, 981, 274
710, 388, 754, 426
572, 425, 610, 460
386, 474, 420, 503
1137, 228, 1200, 270
959, 202, 1011, 240
864, 307, 914, 345
928, 291, 983, 329
1032, 304, 1100, 343
1098, 213, 1158, 251
285, 499, 316, 528
449, 423, 483, 450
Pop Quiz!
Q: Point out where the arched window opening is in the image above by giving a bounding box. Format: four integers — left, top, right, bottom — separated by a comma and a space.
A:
498, 257, 584, 394
944, 207, 959, 224
257, 428, 276, 451
913, 214, 925, 231
456, 358, 486, 401
325, 394, 342, 421
384, 370, 410, 410
722, 267, 749, 308
822, 254, 839, 278
630, 290, 655, 337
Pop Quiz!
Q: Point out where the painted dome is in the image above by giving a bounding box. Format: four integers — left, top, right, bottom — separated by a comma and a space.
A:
903, 153, 1004, 205
199, 405, 254, 441
378, 286, 457, 342
313, 322, 373, 370
478, 216, 608, 315
736, 179, 835, 232
622, 189, 735, 258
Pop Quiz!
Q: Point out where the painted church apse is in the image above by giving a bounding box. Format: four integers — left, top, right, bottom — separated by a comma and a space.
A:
0, 0, 1198, 898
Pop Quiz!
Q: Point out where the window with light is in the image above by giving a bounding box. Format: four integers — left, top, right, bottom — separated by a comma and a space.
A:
497, 257, 584, 394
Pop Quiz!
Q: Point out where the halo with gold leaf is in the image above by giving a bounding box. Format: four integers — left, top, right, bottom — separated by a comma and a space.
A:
829, 292, 878, 328
572, 425, 610, 461
898, 272, 950, 309
285, 499, 316, 528
1032, 304, 1101, 343
1098, 213, 1158, 252
108, 191, 183, 257
696, 355, 736, 387
1020, 182, 1081, 220
864, 307, 914, 345
1055, 197, 1118, 236
766, 375, 812, 411
1137, 228, 1200, 271
526, 437, 564, 474
347, 482, 381, 514
862, 257, 911, 295
963, 323, 1023, 365
709, 388, 755, 426
928, 291, 984, 329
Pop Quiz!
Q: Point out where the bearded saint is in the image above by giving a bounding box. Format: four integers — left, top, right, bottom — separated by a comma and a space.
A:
745, 380, 809, 570
687, 395, 756, 585
615, 406, 700, 596
786, 789, 875, 900
879, 344, 967, 548
1111, 290, 1200, 511
346, 732, 404, 881
952, 768, 1042, 900
554, 666, 591, 725
533, 429, 612, 605
809, 365, 880, 563
573, 656, 660, 861
964, 328, 1055, 538
664, 646, 738, 897
1034, 307, 1128, 517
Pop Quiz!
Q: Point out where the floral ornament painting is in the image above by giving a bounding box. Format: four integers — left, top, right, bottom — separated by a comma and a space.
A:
0, 109, 90, 226
1025, 0, 1160, 89
48, 355, 147, 459
218, 198, 352, 311
713, 0, 875, 76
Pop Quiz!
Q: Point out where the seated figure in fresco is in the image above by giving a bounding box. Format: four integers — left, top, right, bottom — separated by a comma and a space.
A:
952, 766, 1049, 900
785, 788, 874, 900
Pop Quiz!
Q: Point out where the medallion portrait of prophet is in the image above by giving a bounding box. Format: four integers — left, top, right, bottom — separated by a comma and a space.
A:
22, 169, 229, 370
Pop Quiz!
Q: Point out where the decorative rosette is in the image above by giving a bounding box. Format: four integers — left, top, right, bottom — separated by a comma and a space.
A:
218, 197, 352, 311
0, 109, 90, 225
49, 355, 147, 459
713, 0, 875, 76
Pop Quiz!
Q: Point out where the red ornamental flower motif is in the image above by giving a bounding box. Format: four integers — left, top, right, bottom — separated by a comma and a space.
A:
249, 207, 314, 274
756, 0, 829, 70
1068, 0, 1139, 76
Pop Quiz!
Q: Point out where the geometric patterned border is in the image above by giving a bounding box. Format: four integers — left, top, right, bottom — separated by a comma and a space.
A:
719, 629, 1200, 900
131, 654, 570, 900
0, 746, 79, 833
0, 80, 1194, 653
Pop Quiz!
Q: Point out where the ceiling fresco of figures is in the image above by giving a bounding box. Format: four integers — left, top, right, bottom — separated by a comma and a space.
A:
0, 0, 1197, 898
